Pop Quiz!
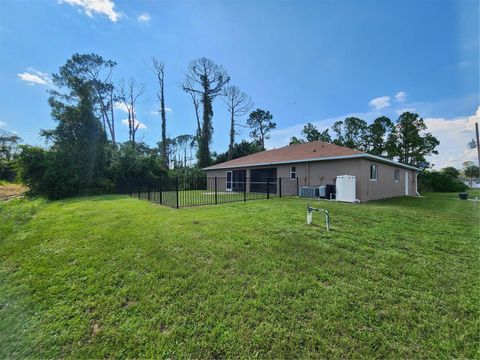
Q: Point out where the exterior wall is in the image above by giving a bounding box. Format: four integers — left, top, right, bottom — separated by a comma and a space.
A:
358, 159, 417, 200
205, 159, 417, 201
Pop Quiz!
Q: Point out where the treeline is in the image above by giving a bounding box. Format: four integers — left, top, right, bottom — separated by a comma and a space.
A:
289, 114, 440, 167
4, 52, 474, 198
12, 53, 276, 198
418, 162, 478, 192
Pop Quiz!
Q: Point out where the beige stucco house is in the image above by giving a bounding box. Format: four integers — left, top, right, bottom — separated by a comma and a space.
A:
204, 141, 419, 202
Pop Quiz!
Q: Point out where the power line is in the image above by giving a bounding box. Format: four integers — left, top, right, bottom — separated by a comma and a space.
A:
431, 149, 475, 165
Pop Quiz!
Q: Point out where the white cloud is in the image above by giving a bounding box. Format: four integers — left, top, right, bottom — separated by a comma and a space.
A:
0, 121, 6, 128
17, 68, 51, 86
369, 96, 391, 110
137, 12, 150, 23
121, 118, 146, 129
150, 107, 172, 115
425, 106, 480, 170
61, 0, 121, 22
114, 102, 129, 113
395, 91, 407, 102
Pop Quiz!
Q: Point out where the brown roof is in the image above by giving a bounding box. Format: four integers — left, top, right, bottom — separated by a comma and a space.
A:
204, 141, 366, 170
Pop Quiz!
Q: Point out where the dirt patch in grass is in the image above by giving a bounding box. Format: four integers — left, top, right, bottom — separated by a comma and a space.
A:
0, 183, 28, 200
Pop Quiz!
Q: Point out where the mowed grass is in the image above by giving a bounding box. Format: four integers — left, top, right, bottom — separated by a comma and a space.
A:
135, 189, 282, 207
0, 192, 478, 358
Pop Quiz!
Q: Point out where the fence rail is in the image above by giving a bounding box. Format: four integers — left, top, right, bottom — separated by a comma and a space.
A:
116, 176, 299, 208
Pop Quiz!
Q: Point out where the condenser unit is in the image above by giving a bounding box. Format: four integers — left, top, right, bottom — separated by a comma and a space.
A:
300, 187, 317, 198
318, 185, 326, 198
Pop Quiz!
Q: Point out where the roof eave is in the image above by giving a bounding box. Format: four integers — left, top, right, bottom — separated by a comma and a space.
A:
203, 153, 420, 171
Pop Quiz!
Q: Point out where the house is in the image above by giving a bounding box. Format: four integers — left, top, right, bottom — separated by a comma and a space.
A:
203, 141, 420, 202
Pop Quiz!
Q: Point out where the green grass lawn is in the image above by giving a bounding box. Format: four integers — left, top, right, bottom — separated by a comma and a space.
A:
134, 189, 279, 207
1, 192, 479, 358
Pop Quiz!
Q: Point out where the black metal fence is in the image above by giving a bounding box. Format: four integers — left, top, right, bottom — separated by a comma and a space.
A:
115, 176, 299, 208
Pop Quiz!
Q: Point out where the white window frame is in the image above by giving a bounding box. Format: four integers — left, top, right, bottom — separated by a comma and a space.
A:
290, 166, 296, 179
394, 168, 400, 182
370, 164, 378, 181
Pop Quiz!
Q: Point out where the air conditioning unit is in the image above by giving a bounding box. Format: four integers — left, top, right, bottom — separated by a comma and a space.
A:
300, 187, 317, 198
318, 185, 326, 198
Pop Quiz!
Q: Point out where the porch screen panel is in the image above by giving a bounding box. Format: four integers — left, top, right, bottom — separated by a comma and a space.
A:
250, 168, 277, 193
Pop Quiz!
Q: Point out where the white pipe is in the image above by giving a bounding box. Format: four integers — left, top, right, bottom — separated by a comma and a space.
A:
415, 171, 420, 196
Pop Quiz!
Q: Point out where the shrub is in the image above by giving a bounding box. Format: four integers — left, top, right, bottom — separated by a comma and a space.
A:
418, 170, 468, 192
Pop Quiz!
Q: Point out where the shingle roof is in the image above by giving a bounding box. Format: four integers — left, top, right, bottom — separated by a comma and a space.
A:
204, 140, 420, 171
204, 141, 365, 170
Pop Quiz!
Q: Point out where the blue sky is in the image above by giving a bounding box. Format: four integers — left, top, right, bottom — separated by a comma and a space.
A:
0, 0, 478, 168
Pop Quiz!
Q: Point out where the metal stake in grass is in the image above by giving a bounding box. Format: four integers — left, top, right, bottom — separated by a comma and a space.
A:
306, 203, 330, 231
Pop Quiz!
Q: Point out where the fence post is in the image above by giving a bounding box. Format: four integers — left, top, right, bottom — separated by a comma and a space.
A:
267, 178, 270, 199
137, 183, 141, 199
296, 177, 299, 196
176, 176, 179, 208
159, 177, 163, 204
244, 178, 247, 202
129, 181, 133, 197
214, 177, 218, 205
147, 182, 151, 201
278, 177, 282, 198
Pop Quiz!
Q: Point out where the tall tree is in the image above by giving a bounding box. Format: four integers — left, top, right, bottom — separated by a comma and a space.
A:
289, 136, 305, 145
152, 58, 168, 168
301, 123, 332, 143
213, 140, 262, 164
182, 57, 230, 168
387, 112, 439, 166
174, 134, 195, 167
463, 161, 480, 186
184, 77, 201, 140
366, 116, 393, 156
52, 53, 117, 145
117, 78, 145, 148
247, 109, 276, 150
222, 85, 252, 160
31, 58, 109, 198
331, 117, 368, 150
0, 130, 21, 161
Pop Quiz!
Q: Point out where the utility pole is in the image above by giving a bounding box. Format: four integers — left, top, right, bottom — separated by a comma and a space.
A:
476, 122, 480, 170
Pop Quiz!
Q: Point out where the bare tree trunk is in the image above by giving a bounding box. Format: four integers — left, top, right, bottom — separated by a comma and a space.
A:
228, 111, 235, 160
109, 89, 116, 146
222, 85, 252, 160
152, 59, 168, 168
118, 78, 144, 150
193, 96, 201, 139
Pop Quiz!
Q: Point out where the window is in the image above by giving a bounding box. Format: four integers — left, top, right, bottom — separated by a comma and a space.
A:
370, 164, 378, 181
290, 166, 296, 179
394, 169, 400, 182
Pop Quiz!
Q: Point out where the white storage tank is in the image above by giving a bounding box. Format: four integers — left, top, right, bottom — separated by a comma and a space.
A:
336, 175, 356, 202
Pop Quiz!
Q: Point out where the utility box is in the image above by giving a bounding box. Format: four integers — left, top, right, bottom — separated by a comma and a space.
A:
336, 175, 356, 202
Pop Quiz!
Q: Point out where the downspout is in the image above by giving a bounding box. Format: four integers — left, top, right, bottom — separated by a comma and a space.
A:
415, 171, 420, 196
